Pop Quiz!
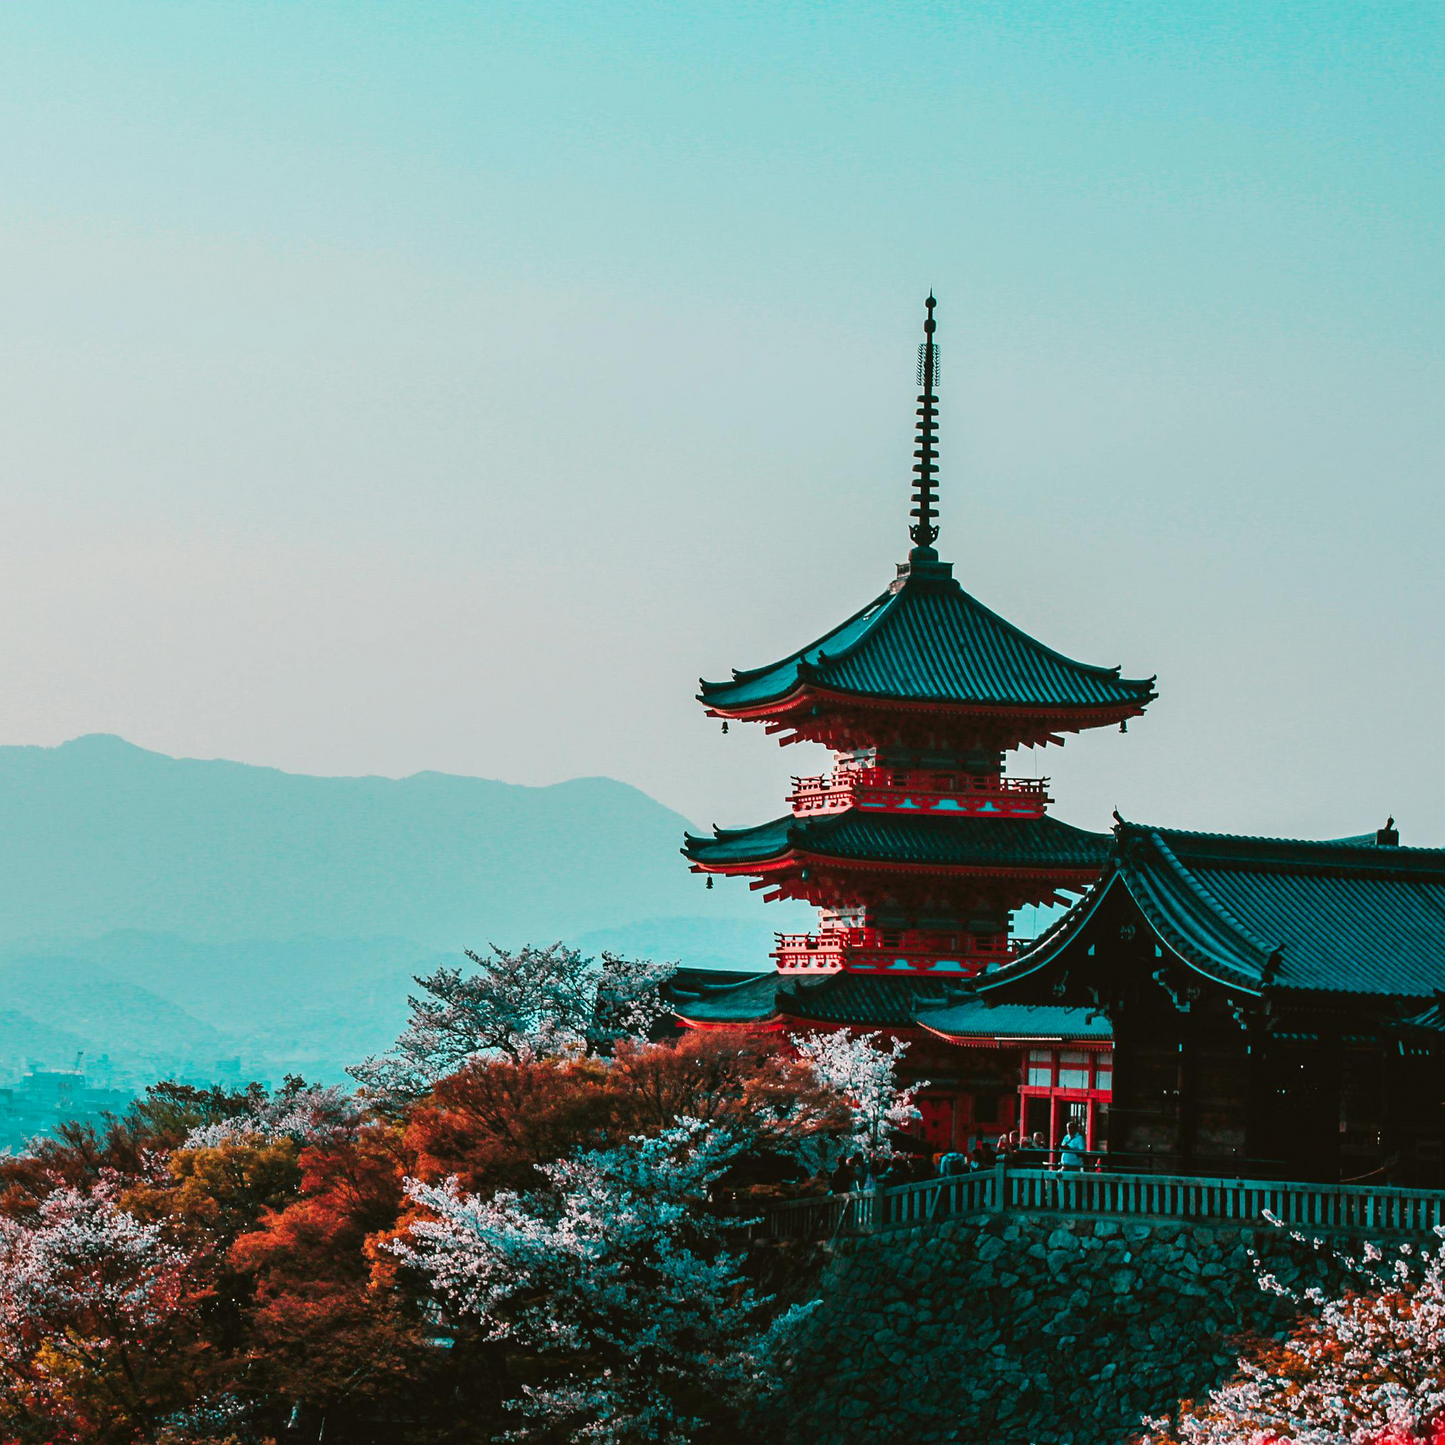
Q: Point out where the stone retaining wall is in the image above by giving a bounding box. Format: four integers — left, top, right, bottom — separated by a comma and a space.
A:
760, 1210, 1363, 1445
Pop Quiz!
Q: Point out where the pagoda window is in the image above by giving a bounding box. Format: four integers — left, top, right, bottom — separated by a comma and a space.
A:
1057, 1050, 1091, 1090
1027, 1049, 1053, 1087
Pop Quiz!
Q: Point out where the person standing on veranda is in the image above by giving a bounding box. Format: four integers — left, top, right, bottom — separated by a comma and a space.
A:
1060, 1119, 1088, 1172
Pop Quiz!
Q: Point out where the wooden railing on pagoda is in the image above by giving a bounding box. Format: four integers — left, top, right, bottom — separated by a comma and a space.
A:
772, 926, 1031, 973
748, 1165, 1445, 1242
787, 767, 1050, 818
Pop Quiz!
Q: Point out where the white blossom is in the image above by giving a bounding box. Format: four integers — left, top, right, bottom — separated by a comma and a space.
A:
0, 1183, 201, 1417
351, 944, 677, 1098
394, 1117, 812, 1443
1146, 1228, 1445, 1445
180, 1081, 361, 1150
789, 1028, 924, 1164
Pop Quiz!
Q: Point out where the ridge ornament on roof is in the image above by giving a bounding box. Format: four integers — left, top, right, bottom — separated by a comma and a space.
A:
910, 292, 942, 557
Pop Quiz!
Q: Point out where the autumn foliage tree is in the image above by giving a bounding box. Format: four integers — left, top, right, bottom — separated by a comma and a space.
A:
0, 1182, 211, 1444
0, 945, 899, 1444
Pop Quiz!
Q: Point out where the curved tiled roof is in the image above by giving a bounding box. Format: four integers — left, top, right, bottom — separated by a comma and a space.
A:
698, 563, 1156, 715
667, 970, 965, 1029
778, 972, 961, 1027
986, 821, 1445, 1001
917, 999, 1112, 1042
663, 970, 786, 1024
683, 810, 1109, 873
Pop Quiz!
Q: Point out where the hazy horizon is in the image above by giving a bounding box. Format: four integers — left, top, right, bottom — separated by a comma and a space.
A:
1, 3, 1441, 867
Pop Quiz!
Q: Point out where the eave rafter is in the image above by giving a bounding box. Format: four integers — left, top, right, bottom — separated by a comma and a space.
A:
687, 850, 1094, 911
703, 685, 1150, 752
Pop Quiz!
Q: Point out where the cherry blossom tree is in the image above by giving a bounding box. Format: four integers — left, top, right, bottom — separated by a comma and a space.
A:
393, 1117, 812, 1444
1141, 1224, 1445, 1445
0, 1182, 209, 1441
790, 1029, 924, 1165
351, 943, 677, 1098
181, 1077, 361, 1150
180, 1080, 364, 1156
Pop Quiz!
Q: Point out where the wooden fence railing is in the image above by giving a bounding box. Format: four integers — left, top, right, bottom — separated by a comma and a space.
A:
748, 1164, 1445, 1243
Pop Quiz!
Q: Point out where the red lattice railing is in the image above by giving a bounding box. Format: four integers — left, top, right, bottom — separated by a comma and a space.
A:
788, 766, 1050, 818
772, 926, 1033, 974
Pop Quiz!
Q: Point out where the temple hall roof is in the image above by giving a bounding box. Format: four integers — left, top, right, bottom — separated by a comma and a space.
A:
778, 971, 961, 1027
683, 809, 1109, 874
987, 820, 1445, 1001
664, 968, 968, 1029
698, 562, 1156, 719
917, 999, 1112, 1044
660, 969, 786, 1025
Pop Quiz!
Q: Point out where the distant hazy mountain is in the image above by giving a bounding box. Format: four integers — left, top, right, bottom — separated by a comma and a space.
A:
0, 735, 726, 946
0, 737, 786, 1084
573, 917, 780, 972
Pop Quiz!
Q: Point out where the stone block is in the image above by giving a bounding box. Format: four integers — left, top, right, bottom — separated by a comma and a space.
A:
1047, 1249, 1074, 1275
976, 1234, 1006, 1262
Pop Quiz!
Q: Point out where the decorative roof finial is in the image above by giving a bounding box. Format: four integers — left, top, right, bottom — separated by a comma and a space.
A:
909, 294, 940, 557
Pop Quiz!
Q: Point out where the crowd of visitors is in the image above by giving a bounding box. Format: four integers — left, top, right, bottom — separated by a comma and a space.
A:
818, 1116, 1098, 1195
823, 1119, 1096, 1194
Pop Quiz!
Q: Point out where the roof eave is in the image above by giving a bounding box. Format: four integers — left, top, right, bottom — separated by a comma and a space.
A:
700, 684, 1155, 733
683, 847, 1101, 882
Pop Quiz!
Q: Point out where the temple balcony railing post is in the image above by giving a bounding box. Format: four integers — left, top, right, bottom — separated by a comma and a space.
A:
787, 768, 1051, 818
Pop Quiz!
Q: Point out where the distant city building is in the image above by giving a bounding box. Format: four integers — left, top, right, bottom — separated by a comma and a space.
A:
0, 1068, 131, 1153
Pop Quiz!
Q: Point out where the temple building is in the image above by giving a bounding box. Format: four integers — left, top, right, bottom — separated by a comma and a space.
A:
976, 819, 1445, 1184
663, 293, 1445, 1182
668, 296, 1155, 1153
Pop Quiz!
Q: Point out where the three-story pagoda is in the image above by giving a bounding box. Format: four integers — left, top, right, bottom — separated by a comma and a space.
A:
672, 297, 1155, 1149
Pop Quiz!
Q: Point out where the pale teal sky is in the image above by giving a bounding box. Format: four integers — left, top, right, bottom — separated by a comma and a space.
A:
0, 3, 1441, 891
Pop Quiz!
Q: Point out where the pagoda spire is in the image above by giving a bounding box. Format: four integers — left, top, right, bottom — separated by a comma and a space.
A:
909, 293, 941, 558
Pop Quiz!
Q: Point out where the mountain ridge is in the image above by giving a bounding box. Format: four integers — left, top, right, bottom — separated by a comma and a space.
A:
0, 734, 735, 948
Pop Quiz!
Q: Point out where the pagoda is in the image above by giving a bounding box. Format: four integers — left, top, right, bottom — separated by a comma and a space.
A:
671, 296, 1156, 1151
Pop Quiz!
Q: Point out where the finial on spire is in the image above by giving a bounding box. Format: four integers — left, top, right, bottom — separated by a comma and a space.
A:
910, 294, 941, 557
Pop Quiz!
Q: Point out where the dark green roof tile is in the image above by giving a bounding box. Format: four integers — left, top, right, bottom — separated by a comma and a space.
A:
683, 810, 1109, 872
990, 822, 1445, 1001
699, 567, 1155, 714
664, 971, 786, 1024
778, 972, 961, 1027
918, 999, 1112, 1041
667, 970, 973, 1029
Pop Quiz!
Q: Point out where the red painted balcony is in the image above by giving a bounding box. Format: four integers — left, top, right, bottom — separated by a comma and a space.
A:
772, 927, 1034, 975
787, 766, 1050, 818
